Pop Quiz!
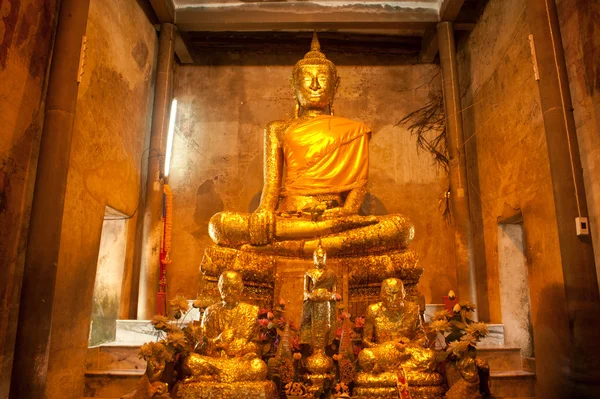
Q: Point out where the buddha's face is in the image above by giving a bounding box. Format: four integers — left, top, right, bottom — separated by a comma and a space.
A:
218, 271, 243, 304
294, 64, 336, 110
313, 246, 327, 269
380, 278, 405, 311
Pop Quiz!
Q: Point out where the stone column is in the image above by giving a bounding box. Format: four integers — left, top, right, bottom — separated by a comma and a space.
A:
9, 0, 91, 397
137, 23, 176, 320
437, 22, 478, 315
527, 0, 600, 394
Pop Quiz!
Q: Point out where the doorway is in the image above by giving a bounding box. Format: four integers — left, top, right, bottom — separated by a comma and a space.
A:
497, 222, 534, 357
89, 207, 129, 346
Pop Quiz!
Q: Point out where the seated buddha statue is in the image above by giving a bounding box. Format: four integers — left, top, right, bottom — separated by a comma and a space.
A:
355, 278, 445, 398
180, 271, 277, 398
207, 33, 414, 258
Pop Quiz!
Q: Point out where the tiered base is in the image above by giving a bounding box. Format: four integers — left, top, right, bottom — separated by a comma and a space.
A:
175, 381, 278, 399
354, 371, 446, 399
353, 385, 446, 399
200, 245, 426, 318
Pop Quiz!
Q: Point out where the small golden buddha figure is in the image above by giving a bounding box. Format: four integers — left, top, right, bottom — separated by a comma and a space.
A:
207, 33, 414, 258
299, 243, 337, 386
180, 271, 277, 399
355, 278, 445, 398
299, 242, 337, 349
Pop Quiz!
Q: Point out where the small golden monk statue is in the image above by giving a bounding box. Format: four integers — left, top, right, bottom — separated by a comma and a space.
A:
179, 271, 277, 398
299, 242, 337, 387
207, 33, 414, 258
354, 278, 445, 398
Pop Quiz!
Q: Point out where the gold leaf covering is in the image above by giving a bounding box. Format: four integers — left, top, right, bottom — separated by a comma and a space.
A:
175, 381, 278, 399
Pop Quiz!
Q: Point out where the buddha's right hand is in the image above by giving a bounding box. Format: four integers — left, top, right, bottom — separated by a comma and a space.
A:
394, 337, 411, 351
328, 215, 379, 233
215, 328, 235, 346
248, 210, 275, 245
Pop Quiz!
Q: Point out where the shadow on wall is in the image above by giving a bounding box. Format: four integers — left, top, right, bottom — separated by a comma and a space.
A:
360, 192, 388, 216
194, 180, 224, 236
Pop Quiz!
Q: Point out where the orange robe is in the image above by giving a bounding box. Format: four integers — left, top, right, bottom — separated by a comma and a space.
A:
281, 115, 371, 196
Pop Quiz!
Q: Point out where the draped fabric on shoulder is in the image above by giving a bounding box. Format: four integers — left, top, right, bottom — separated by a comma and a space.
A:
281, 115, 371, 196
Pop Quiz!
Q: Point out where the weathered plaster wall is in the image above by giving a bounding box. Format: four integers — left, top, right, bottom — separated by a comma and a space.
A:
457, 0, 571, 397
168, 52, 457, 307
556, 0, 600, 288
0, 0, 57, 395
43, 0, 157, 397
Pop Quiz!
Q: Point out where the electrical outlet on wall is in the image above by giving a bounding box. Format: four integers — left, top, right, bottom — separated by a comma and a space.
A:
576, 217, 589, 236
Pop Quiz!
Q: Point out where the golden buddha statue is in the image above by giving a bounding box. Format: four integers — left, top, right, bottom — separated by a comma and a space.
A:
299, 242, 337, 349
299, 243, 337, 389
207, 33, 414, 258
179, 271, 277, 399
200, 32, 425, 323
355, 278, 445, 399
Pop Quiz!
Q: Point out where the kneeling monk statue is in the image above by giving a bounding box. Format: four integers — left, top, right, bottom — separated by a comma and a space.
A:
355, 278, 445, 399
179, 271, 277, 398
208, 33, 414, 258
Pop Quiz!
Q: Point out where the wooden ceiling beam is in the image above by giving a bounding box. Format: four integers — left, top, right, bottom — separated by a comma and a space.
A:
149, 0, 174, 23
439, 0, 466, 22
419, 0, 466, 63
149, 0, 195, 64
420, 28, 439, 63
175, 31, 194, 64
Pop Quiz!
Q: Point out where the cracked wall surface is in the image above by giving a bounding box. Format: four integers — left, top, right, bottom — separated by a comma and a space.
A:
0, 0, 58, 395
168, 51, 457, 307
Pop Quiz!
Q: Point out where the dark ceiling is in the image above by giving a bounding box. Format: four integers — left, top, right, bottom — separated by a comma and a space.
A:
139, 0, 489, 63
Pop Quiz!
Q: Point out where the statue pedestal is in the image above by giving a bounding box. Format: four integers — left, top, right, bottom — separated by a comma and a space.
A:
354, 371, 446, 399
200, 246, 425, 321
175, 380, 278, 399
353, 386, 446, 399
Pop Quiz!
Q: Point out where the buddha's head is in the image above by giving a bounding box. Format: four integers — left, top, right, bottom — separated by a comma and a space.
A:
380, 278, 406, 311
313, 241, 327, 269
218, 270, 244, 305
293, 32, 338, 113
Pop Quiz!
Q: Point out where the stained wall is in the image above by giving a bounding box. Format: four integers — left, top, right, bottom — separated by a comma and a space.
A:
0, 0, 58, 396
43, 0, 157, 397
556, 0, 600, 287
167, 52, 457, 309
457, 0, 571, 397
